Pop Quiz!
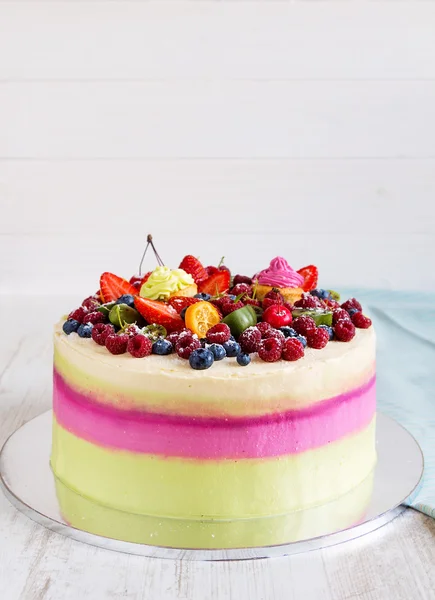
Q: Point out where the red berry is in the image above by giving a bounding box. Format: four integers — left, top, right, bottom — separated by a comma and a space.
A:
293, 316, 316, 337
68, 306, 88, 323
100, 272, 137, 303
82, 296, 101, 311
352, 312, 372, 329
341, 298, 363, 313
176, 335, 201, 359
233, 274, 253, 286
282, 338, 305, 361
293, 294, 322, 310
168, 296, 200, 314
239, 327, 262, 353
206, 323, 231, 344
105, 333, 129, 355
307, 328, 329, 349
263, 328, 285, 347
221, 298, 245, 316
262, 290, 283, 310
332, 308, 351, 325
127, 334, 153, 358
262, 305, 292, 329
258, 338, 282, 362
296, 265, 319, 292
244, 297, 261, 308
324, 298, 341, 310
179, 255, 208, 284
257, 321, 273, 337
91, 323, 115, 346
334, 320, 356, 342
230, 283, 252, 297
123, 324, 142, 336
83, 311, 105, 325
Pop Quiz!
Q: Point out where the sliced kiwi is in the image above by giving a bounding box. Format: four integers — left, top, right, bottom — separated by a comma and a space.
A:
142, 324, 167, 341
292, 308, 333, 327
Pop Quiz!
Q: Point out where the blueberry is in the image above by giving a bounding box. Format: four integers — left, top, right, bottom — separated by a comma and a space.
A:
311, 289, 330, 300
319, 325, 334, 340
223, 340, 241, 357
310, 289, 322, 298
152, 338, 173, 355
180, 307, 188, 320
194, 293, 211, 301
209, 343, 226, 361
229, 335, 236, 342
62, 319, 80, 335
115, 294, 135, 308
237, 353, 251, 366
348, 308, 359, 317
189, 348, 214, 370
280, 326, 298, 338
77, 323, 93, 338
296, 334, 307, 348
227, 295, 236, 301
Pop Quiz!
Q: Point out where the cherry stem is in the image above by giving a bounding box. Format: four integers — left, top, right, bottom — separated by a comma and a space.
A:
138, 234, 165, 275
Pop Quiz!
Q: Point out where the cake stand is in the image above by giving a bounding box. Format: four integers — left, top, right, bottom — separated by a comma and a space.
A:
0, 411, 423, 561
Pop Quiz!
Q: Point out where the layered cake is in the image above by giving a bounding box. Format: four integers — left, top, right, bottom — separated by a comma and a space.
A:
52, 245, 376, 548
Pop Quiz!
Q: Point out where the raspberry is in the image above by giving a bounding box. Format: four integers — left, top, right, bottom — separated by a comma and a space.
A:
282, 338, 305, 361
123, 324, 141, 336
258, 338, 282, 362
293, 294, 321, 310
230, 283, 252, 297
324, 298, 341, 310
341, 298, 362, 313
91, 323, 115, 346
334, 320, 356, 342
352, 312, 372, 329
68, 307, 88, 323
244, 297, 261, 308
83, 311, 105, 325
82, 296, 101, 311
233, 274, 253, 286
239, 327, 262, 353
221, 298, 244, 316
105, 333, 129, 355
127, 334, 152, 358
293, 316, 316, 337
332, 308, 351, 325
307, 328, 329, 349
206, 323, 231, 344
263, 328, 285, 347
176, 335, 201, 359
283, 302, 294, 312
166, 331, 181, 346
257, 321, 273, 337
211, 296, 228, 311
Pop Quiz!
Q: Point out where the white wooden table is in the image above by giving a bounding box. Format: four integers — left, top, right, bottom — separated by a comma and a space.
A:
1, 297, 434, 600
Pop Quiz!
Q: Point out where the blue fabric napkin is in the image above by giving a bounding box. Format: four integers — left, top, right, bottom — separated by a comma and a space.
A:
342, 289, 435, 518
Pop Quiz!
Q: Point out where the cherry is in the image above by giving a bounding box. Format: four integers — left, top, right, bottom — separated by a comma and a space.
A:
262, 305, 293, 329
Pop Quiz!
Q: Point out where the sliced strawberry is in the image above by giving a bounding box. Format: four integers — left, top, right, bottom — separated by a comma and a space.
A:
167, 296, 200, 314
179, 255, 208, 284
100, 272, 137, 303
297, 265, 319, 292
198, 271, 231, 296
134, 297, 184, 332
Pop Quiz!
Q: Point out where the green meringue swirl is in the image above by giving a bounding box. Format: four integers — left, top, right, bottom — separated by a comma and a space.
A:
139, 266, 194, 301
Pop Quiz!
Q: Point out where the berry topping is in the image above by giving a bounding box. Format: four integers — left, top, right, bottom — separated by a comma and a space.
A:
233, 274, 253, 286
127, 334, 153, 358
351, 312, 372, 329
221, 298, 245, 316
62, 319, 80, 335
347, 308, 359, 317
130, 272, 152, 289
258, 338, 282, 362
239, 326, 262, 353
105, 333, 129, 355
83, 311, 105, 325
206, 323, 231, 345
244, 297, 261, 308
280, 326, 298, 338
263, 328, 285, 347
194, 293, 212, 301
134, 297, 184, 333
292, 316, 316, 337
209, 343, 226, 361
237, 353, 251, 366
77, 323, 93, 338
222, 340, 241, 358
323, 298, 341, 310
82, 296, 101, 311
341, 298, 363, 313
332, 308, 351, 325
198, 270, 231, 296
282, 338, 305, 361
189, 348, 214, 370
256, 321, 273, 337
230, 283, 252, 297
115, 294, 136, 308
100, 272, 137, 303
262, 289, 284, 310
176, 335, 201, 359
122, 324, 142, 336
296, 265, 319, 292
307, 327, 330, 349
296, 334, 307, 348
179, 255, 208, 284
68, 306, 88, 324
334, 320, 356, 342
152, 338, 173, 355
91, 323, 115, 346
184, 301, 221, 338
262, 304, 293, 329
310, 289, 330, 300
318, 324, 334, 340
293, 294, 322, 310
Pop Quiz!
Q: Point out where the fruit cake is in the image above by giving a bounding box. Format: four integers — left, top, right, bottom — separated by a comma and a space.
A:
52, 243, 376, 548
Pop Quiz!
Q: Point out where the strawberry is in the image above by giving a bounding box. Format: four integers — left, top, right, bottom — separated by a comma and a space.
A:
168, 296, 200, 314
134, 297, 184, 332
205, 265, 219, 277
179, 255, 208, 284
297, 265, 319, 292
198, 271, 231, 296
100, 272, 137, 303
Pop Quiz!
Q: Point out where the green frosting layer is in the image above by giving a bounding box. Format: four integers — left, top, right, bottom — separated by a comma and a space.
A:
140, 266, 194, 300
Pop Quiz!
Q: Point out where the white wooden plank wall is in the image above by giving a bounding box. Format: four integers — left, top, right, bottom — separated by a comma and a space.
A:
1, 1, 435, 294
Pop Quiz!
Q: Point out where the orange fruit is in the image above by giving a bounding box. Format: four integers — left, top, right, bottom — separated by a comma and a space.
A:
185, 301, 221, 338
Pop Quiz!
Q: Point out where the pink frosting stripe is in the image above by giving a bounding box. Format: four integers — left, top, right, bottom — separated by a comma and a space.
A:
53, 370, 375, 459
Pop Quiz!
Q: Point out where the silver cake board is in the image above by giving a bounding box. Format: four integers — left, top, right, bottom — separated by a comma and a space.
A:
0, 411, 424, 561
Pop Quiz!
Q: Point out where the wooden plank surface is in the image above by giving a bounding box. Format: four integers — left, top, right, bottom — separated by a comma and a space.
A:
0, 296, 435, 600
